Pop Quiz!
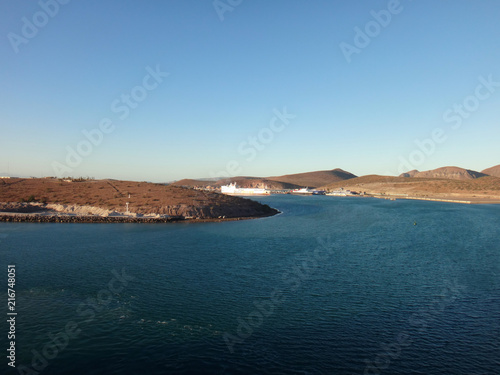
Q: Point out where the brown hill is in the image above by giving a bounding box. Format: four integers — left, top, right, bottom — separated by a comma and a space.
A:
170, 179, 209, 187
172, 176, 301, 190
0, 178, 277, 219
213, 177, 301, 190
401, 167, 487, 180
321, 175, 407, 190
172, 168, 357, 189
482, 164, 500, 178
268, 168, 357, 188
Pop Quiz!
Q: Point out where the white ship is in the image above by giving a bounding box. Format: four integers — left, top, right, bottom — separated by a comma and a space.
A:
326, 190, 347, 196
220, 183, 270, 196
290, 187, 313, 195
326, 188, 353, 196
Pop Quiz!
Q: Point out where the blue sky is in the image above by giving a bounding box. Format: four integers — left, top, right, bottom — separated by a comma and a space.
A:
1, 0, 499, 182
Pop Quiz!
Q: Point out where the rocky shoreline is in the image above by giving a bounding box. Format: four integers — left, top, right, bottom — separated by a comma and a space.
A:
0, 213, 181, 223
0, 212, 278, 224
0, 201, 279, 224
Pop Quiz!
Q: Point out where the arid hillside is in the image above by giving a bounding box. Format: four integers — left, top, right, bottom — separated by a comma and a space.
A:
0, 178, 277, 219
213, 177, 301, 190
172, 168, 357, 189
321, 175, 500, 201
171, 177, 301, 190
170, 178, 210, 187
399, 166, 487, 180
482, 164, 500, 178
268, 168, 357, 188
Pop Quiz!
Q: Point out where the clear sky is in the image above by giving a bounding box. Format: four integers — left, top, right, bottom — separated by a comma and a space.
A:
1, 0, 499, 182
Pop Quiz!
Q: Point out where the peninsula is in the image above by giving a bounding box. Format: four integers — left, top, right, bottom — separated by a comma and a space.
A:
0, 177, 278, 223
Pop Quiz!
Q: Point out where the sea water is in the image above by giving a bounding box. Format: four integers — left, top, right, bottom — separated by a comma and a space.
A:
1, 196, 499, 374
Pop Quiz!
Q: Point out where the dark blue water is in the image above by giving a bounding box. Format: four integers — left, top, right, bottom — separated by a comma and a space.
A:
1, 196, 499, 374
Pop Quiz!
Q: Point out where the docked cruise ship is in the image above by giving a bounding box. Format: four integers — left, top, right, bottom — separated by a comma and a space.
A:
290, 187, 313, 195
220, 183, 271, 196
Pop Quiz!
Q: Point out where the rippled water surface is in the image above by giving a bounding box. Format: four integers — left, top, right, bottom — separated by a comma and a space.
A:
1, 196, 499, 374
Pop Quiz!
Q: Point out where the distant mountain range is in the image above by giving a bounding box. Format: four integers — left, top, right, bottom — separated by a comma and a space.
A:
267, 168, 357, 187
172, 168, 358, 189
172, 177, 302, 190
399, 166, 489, 180
173, 165, 500, 189
310, 164, 500, 202
317, 172, 500, 201
5, 164, 499, 190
